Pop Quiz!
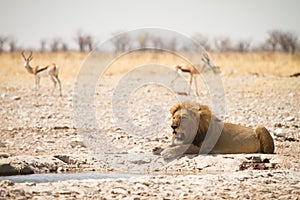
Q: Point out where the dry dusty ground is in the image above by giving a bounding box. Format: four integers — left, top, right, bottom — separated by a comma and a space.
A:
0, 51, 299, 199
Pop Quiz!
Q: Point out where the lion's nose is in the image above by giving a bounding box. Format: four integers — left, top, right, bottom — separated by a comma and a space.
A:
171, 125, 178, 130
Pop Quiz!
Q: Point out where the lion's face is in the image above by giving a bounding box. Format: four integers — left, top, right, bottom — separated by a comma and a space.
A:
171, 107, 199, 145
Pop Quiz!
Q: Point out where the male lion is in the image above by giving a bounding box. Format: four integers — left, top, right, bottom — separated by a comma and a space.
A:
154, 101, 274, 160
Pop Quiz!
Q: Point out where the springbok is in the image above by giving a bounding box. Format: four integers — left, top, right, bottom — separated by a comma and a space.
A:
172, 52, 217, 96
21, 51, 62, 96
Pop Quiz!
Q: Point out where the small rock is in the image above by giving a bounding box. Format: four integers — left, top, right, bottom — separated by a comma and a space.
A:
0, 180, 14, 187
274, 128, 285, 137
19, 165, 34, 175
0, 163, 19, 176
58, 190, 72, 195
54, 155, 70, 164
57, 166, 64, 172
246, 156, 262, 163
12, 96, 21, 100
274, 122, 282, 128
0, 141, 7, 148
69, 140, 86, 148
127, 146, 145, 154
0, 153, 10, 158
286, 116, 295, 121
111, 187, 128, 196
53, 126, 70, 130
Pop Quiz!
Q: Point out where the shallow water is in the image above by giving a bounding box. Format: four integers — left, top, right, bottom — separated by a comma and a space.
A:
0, 173, 140, 183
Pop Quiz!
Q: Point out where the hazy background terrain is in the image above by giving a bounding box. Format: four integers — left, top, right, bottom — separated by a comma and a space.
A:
1, 0, 300, 50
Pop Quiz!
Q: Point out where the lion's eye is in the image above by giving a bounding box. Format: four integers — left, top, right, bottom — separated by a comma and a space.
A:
181, 116, 187, 120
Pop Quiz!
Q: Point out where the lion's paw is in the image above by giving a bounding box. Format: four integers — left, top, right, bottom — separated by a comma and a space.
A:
161, 148, 179, 160
152, 147, 164, 155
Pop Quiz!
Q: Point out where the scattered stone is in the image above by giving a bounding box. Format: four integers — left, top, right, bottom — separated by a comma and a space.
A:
58, 190, 72, 195
54, 155, 71, 164
0, 180, 14, 187
274, 122, 283, 128
195, 154, 245, 172
286, 116, 295, 122
0, 153, 10, 158
245, 156, 262, 163
1, 92, 6, 98
176, 91, 188, 96
69, 139, 86, 148
57, 167, 64, 172
239, 162, 275, 171
19, 165, 34, 175
292, 124, 299, 128
111, 187, 128, 196
0, 141, 6, 148
12, 96, 21, 100
289, 72, 300, 77
284, 137, 299, 142
274, 128, 285, 137
239, 155, 276, 171
127, 146, 145, 154
53, 126, 70, 130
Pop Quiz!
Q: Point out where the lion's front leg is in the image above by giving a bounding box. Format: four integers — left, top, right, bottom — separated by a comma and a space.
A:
161, 144, 200, 160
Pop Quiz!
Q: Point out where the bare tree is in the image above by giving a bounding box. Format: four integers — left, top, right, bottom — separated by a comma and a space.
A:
8, 36, 17, 52
266, 30, 281, 51
192, 33, 211, 51
266, 30, 298, 53
75, 31, 85, 52
50, 38, 61, 52
214, 36, 232, 52
150, 35, 164, 50
0, 36, 8, 53
111, 31, 130, 52
235, 39, 251, 52
164, 37, 177, 51
61, 42, 68, 52
137, 33, 149, 49
74, 31, 95, 52
278, 31, 298, 54
40, 39, 47, 52
85, 35, 94, 51
147, 34, 177, 51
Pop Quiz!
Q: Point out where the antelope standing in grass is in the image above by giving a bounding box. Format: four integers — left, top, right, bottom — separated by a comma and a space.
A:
172, 52, 218, 96
21, 51, 62, 96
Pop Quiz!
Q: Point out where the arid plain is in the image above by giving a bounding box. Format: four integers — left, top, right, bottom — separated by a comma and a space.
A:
0, 51, 300, 199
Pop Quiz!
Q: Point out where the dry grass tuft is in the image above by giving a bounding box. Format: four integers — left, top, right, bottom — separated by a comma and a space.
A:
1, 51, 299, 87
211, 52, 300, 76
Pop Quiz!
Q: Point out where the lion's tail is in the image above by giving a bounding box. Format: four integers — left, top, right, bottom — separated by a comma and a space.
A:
256, 126, 275, 154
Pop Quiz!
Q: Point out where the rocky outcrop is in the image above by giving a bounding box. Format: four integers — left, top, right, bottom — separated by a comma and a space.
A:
0, 161, 34, 176
0, 163, 19, 176
0, 154, 109, 176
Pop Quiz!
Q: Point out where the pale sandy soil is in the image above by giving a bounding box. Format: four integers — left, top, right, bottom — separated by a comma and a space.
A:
0, 52, 299, 199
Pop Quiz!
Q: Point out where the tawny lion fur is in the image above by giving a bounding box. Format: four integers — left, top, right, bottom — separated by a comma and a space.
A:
156, 101, 274, 160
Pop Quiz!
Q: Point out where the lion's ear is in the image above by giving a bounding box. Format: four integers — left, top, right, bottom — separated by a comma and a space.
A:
198, 106, 212, 123
170, 104, 181, 115
198, 105, 209, 111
